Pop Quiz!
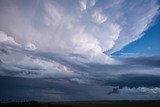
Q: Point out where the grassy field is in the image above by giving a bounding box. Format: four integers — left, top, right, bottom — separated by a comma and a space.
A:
1, 101, 160, 107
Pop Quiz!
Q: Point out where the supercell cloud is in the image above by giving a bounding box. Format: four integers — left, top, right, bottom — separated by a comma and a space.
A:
0, 0, 160, 101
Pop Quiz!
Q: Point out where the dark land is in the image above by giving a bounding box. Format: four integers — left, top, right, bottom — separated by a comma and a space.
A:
1, 100, 160, 107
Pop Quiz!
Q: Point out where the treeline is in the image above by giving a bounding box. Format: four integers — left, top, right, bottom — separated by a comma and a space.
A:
1, 100, 160, 107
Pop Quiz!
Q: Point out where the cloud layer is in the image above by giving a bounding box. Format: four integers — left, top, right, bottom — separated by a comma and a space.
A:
1, 39, 160, 101
0, 0, 160, 101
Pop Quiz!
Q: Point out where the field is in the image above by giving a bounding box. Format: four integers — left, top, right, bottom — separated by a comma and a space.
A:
1, 101, 160, 107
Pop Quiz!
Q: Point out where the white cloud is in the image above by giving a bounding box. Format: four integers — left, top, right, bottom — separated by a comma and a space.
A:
24, 42, 37, 50
121, 87, 160, 95
89, 0, 96, 7
92, 10, 108, 24
71, 78, 86, 84
44, 3, 62, 26
79, 0, 96, 11
0, 0, 159, 64
0, 31, 19, 46
0, 51, 78, 78
108, 0, 159, 53
79, 0, 87, 11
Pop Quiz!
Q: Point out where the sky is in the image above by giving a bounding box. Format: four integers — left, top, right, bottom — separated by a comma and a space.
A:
113, 16, 160, 56
0, 0, 160, 101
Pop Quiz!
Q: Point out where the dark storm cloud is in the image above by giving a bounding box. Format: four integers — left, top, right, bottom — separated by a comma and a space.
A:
0, 49, 9, 55
0, 60, 2, 64
108, 87, 120, 95
1, 76, 160, 102
118, 56, 160, 67
0, 76, 115, 101
1, 42, 160, 84
1, 43, 160, 101
103, 74, 160, 88
0, 0, 160, 101
0, 43, 83, 78
85, 56, 160, 72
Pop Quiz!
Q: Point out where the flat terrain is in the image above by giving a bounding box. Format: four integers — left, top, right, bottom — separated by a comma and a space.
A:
1, 101, 160, 107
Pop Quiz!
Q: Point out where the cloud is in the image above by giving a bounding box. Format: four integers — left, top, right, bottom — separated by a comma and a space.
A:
44, 2, 62, 26
1, 41, 160, 81
108, 87, 120, 95
120, 87, 160, 95
108, 0, 159, 53
92, 10, 108, 24
0, 43, 160, 101
0, 49, 9, 56
0, 31, 19, 46
79, 0, 87, 11
1, 75, 160, 101
0, 44, 79, 78
24, 42, 37, 50
79, 0, 96, 11
71, 78, 86, 84
103, 74, 160, 88
0, 1, 160, 101
89, 0, 96, 7
0, 0, 158, 64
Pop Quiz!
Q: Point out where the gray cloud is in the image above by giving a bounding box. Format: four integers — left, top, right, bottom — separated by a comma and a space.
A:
1, 76, 160, 101
108, 87, 120, 95
1, 43, 160, 87
0, 0, 160, 101
102, 74, 160, 88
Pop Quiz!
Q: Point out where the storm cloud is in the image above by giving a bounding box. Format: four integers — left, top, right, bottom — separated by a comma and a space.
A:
0, 0, 160, 101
